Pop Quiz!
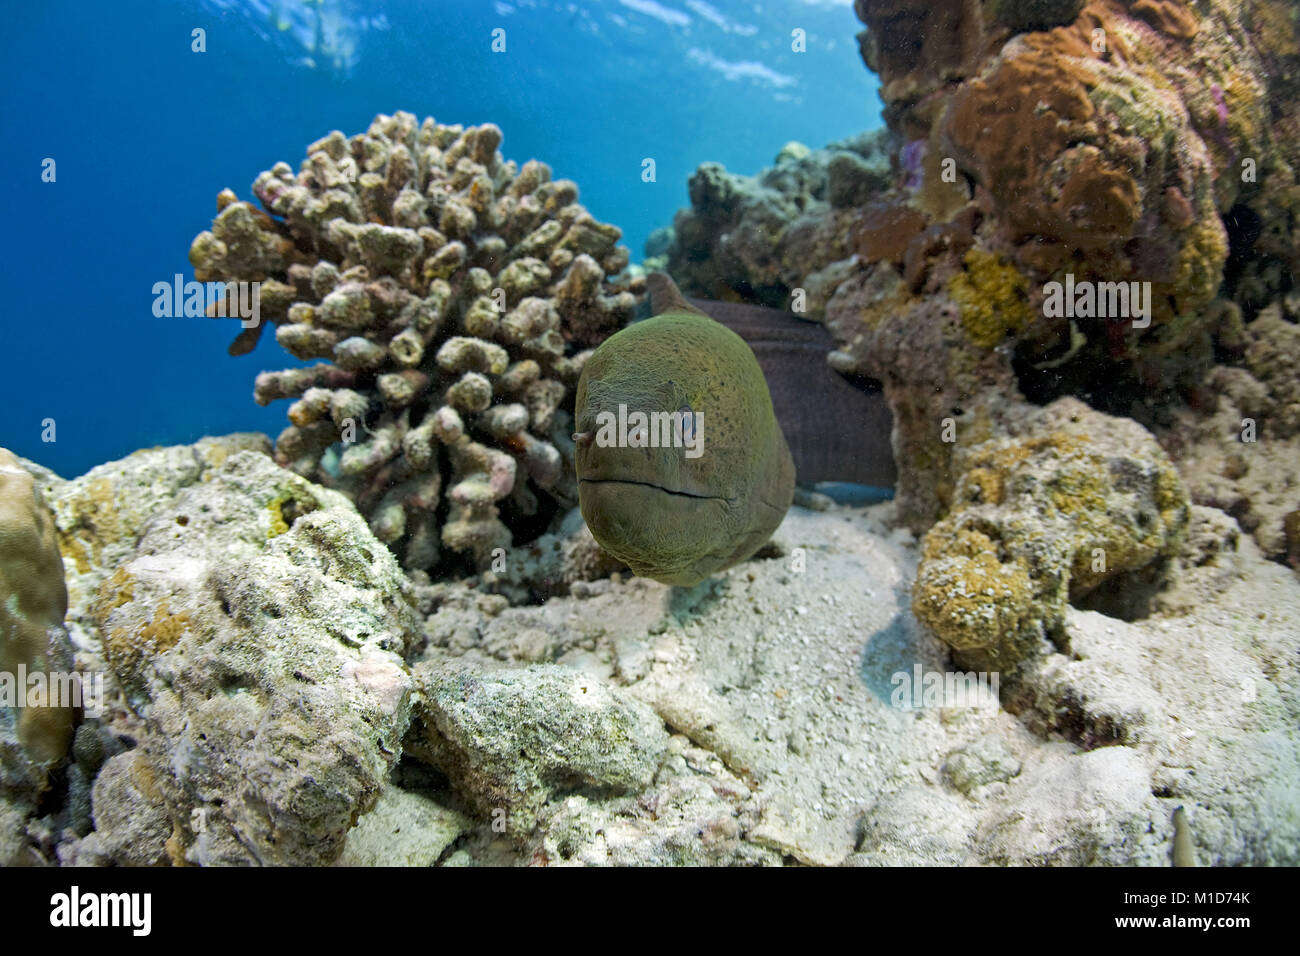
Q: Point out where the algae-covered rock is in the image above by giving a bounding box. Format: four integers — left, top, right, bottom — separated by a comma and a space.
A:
913, 399, 1190, 673
89, 750, 171, 867
1243, 310, 1300, 438
406, 657, 670, 835
87, 448, 420, 865
1159, 305, 1300, 562
43, 433, 272, 622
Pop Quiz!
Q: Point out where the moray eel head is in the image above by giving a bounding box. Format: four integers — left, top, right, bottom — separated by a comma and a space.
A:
574, 275, 794, 586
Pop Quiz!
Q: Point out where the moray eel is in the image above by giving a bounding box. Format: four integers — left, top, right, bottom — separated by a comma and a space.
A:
575, 273, 893, 586
686, 296, 895, 488
574, 274, 796, 586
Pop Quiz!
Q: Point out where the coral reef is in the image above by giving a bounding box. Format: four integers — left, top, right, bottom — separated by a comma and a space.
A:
660, 0, 1300, 540
8, 0, 1299, 871
663, 130, 891, 309
0, 447, 76, 802
829, 278, 1022, 529
5, 436, 1294, 866
1157, 304, 1300, 563
853, 0, 1296, 522
946, 248, 1033, 349
189, 112, 638, 571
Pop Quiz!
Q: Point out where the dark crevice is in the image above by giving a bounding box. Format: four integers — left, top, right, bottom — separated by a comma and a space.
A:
1072, 559, 1171, 622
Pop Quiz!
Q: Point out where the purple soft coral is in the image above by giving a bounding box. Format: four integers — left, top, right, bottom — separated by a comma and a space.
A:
900, 139, 927, 192
1211, 84, 1230, 127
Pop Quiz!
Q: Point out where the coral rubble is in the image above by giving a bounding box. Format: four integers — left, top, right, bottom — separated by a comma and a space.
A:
1158, 304, 1300, 564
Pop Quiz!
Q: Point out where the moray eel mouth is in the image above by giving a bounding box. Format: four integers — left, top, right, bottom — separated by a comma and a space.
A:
578, 476, 736, 584
578, 477, 732, 503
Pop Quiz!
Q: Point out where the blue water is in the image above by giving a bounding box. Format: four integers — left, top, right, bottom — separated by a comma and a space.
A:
1, 0, 880, 477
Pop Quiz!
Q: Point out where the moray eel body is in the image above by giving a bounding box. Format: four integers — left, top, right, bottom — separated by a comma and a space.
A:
686, 296, 895, 488
575, 274, 796, 586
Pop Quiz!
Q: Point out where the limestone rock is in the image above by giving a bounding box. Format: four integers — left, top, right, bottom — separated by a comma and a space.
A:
88, 449, 421, 865
406, 657, 670, 835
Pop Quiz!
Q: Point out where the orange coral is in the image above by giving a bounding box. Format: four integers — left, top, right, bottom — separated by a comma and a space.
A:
944, 45, 1140, 247
854, 201, 928, 264
1130, 0, 1198, 39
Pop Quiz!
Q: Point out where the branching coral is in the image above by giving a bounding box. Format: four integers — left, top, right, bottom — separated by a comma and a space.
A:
190, 112, 637, 569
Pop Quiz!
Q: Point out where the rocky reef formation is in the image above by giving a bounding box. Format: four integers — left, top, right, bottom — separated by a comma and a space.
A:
4, 436, 1294, 866
91, 451, 420, 865
189, 112, 638, 573
655, 132, 892, 308
1157, 303, 1300, 565
653, 0, 1300, 684
658, 0, 1299, 536
407, 658, 670, 835
25, 438, 419, 865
